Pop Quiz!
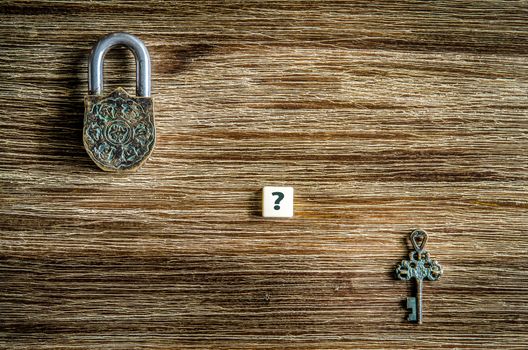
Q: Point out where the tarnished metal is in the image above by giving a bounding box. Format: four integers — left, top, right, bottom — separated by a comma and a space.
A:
84, 32, 155, 172
395, 229, 443, 324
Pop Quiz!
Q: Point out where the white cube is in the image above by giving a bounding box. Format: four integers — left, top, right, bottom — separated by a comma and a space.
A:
262, 186, 294, 218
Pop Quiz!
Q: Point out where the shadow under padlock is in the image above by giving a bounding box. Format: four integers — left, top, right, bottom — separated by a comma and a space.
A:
83, 32, 156, 172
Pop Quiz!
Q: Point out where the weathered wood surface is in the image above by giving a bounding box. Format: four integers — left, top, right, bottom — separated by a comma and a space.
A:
1, 1, 528, 349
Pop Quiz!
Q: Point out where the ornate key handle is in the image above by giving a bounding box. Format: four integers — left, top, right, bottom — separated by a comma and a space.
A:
395, 230, 443, 324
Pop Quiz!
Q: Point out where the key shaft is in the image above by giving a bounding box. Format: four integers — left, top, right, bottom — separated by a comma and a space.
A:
416, 278, 423, 324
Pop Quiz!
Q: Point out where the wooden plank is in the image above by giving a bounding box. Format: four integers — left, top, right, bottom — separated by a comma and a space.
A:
1, 1, 527, 348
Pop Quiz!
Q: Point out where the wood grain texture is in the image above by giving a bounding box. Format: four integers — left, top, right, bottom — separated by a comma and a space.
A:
1, 1, 528, 349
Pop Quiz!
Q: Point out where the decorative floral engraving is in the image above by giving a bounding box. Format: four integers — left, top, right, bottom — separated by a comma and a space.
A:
395, 230, 443, 282
395, 250, 442, 282
84, 88, 155, 171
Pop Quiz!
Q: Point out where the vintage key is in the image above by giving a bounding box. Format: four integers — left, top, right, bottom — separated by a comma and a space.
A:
395, 229, 443, 324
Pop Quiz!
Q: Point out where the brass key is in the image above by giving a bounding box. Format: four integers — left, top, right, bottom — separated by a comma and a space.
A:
395, 230, 443, 324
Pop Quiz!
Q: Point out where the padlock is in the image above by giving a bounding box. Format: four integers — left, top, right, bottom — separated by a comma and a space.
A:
83, 32, 155, 172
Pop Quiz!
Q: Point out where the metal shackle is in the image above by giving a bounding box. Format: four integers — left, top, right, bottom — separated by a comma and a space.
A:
88, 32, 151, 97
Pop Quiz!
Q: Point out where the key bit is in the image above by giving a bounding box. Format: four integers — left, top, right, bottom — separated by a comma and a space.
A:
407, 297, 417, 322
395, 229, 443, 324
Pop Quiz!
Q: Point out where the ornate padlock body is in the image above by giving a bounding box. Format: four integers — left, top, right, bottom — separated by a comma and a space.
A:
84, 87, 155, 172
84, 32, 154, 172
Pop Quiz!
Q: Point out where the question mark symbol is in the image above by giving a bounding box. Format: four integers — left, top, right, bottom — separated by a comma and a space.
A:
272, 192, 284, 210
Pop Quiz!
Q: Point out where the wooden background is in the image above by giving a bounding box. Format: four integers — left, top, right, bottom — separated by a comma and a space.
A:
1, 1, 528, 349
